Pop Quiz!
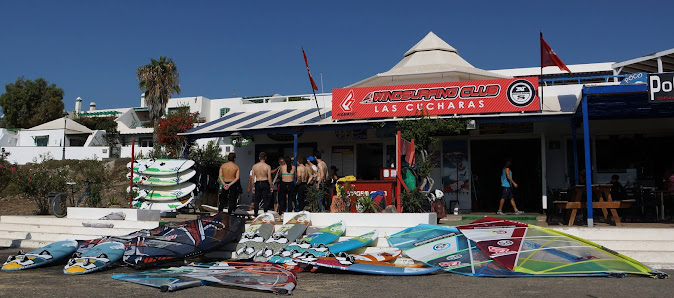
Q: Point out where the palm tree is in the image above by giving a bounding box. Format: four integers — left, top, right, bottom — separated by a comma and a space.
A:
137, 56, 181, 143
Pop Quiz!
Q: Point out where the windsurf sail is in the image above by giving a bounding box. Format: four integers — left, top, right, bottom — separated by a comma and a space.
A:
388, 217, 668, 278
112, 262, 297, 294
122, 213, 245, 268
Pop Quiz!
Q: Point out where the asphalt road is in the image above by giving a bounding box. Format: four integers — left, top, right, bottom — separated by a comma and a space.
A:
0, 249, 672, 298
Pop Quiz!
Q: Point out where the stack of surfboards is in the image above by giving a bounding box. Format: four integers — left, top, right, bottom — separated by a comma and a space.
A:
126, 159, 197, 211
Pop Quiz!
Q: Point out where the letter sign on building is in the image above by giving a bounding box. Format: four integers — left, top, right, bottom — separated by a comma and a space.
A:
332, 77, 540, 119
649, 72, 674, 103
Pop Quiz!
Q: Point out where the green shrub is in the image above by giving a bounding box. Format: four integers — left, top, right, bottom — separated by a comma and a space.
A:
401, 189, 425, 213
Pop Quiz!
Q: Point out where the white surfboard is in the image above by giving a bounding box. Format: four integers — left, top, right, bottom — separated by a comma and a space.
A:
128, 182, 197, 201
133, 195, 194, 211
127, 169, 196, 186
127, 159, 195, 176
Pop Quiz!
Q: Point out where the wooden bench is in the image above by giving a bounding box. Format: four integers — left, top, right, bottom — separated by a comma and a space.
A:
553, 199, 634, 226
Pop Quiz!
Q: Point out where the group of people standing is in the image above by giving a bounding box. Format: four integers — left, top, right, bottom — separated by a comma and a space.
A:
217, 151, 334, 217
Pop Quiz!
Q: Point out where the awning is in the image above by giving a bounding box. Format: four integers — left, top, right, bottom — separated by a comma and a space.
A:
612, 48, 674, 74
181, 108, 333, 138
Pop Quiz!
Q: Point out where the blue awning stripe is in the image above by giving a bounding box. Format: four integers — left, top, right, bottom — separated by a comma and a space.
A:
302, 111, 332, 124
184, 112, 244, 133
268, 109, 316, 126
210, 111, 268, 132
239, 109, 294, 129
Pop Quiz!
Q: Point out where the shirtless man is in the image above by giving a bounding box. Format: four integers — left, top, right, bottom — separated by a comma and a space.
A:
251, 152, 273, 216
315, 152, 331, 208
295, 156, 309, 212
219, 152, 241, 215
315, 153, 329, 185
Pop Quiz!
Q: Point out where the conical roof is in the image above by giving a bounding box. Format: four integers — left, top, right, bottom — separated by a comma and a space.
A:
349, 32, 507, 87
403, 31, 459, 57
27, 118, 93, 134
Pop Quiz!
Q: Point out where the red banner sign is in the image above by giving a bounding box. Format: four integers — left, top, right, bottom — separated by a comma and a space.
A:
332, 77, 540, 119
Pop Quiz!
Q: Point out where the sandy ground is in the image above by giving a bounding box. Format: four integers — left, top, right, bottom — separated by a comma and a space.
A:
0, 249, 672, 298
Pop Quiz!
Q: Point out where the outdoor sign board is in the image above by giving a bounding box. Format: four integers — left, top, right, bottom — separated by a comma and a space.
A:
332, 77, 540, 119
648, 72, 674, 103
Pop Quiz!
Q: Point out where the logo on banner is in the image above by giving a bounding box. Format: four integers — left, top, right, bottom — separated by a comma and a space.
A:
506, 80, 536, 107
341, 90, 355, 112
497, 240, 514, 246
488, 246, 510, 254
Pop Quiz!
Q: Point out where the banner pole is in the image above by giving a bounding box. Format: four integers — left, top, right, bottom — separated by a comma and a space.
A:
129, 139, 135, 208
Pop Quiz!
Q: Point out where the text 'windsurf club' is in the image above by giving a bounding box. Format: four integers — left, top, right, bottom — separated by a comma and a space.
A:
333, 77, 540, 119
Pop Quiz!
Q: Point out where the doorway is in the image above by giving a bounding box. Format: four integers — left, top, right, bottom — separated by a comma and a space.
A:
470, 138, 542, 212
356, 143, 383, 180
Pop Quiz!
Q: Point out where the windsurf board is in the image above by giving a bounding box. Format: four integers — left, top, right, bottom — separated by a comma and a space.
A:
295, 255, 439, 276
128, 182, 196, 201
301, 230, 378, 257
2, 240, 79, 271
127, 159, 195, 176
128, 169, 196, 186
234, 213, 275, 260
269, 221, 345, 264
133, 195, 194, 211
253, 211, 310, 262
64, 241, 125, 274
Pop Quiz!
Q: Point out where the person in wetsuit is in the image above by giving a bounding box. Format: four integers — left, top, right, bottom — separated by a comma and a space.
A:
277, 156, 296, 216
251, 152, 273, 216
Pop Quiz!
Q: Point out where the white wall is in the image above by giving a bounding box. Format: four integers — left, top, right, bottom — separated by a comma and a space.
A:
0, 129, 18, 147
84, 130, 107, 146
1, 146, 110, 164
17, 130, 68, 147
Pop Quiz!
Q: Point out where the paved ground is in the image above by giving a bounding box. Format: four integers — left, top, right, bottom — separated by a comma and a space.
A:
1, 249, 671, 298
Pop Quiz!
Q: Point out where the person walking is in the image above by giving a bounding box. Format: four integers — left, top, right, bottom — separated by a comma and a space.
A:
277, 156, 296, 216
497, 160, 523, 215
251, 152, 273, 216
218, 152, 241, 215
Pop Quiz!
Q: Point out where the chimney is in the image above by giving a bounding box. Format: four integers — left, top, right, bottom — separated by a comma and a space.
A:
141, 93, 146, 108
75, 97, 82, 113
89, 102, 96, 111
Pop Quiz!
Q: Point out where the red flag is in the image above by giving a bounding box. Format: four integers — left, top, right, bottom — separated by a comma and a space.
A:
540, 32, 571, 72
400, 137, 415, 166
302, 47, 319, 91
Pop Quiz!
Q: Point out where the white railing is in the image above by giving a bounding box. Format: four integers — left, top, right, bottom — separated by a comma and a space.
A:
0, 146, 111, 165
120, 146, 154, 158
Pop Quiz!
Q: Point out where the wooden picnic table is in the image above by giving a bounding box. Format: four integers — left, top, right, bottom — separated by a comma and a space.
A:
553, 184, 633, 227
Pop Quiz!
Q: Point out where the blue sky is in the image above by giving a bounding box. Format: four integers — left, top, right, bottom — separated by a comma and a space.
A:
1, 0, 673, 113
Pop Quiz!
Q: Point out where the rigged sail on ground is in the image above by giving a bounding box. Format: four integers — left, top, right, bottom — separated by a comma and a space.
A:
388, 217, 666, 278
122, 213, 245, 268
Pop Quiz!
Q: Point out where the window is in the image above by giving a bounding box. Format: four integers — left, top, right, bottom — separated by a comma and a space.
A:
139, 138, 153, 148
34, 136, 49, 147
220, 108, 230, 118
168, 106, 190, 115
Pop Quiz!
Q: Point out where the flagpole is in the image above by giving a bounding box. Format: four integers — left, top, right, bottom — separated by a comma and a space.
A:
539, 31, 544, 111
311, 87, 322, 120
303, 47, 322, 120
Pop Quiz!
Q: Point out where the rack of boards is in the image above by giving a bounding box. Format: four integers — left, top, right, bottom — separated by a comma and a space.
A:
126, 159, 197, 212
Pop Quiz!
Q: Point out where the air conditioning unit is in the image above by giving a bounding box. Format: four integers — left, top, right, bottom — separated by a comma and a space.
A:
466, 120, 476, 130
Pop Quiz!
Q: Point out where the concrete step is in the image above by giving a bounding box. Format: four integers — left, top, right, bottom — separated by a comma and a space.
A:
0, 223, 140, 236
0, 216, 159, 230
550, 227, 674, 241
592, 240, 674, 252
283, 212, 436, 227
0, 231, 30, 240
0, 239, 55, 249
66, 207, 159, 221
617, 250, 674, 264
